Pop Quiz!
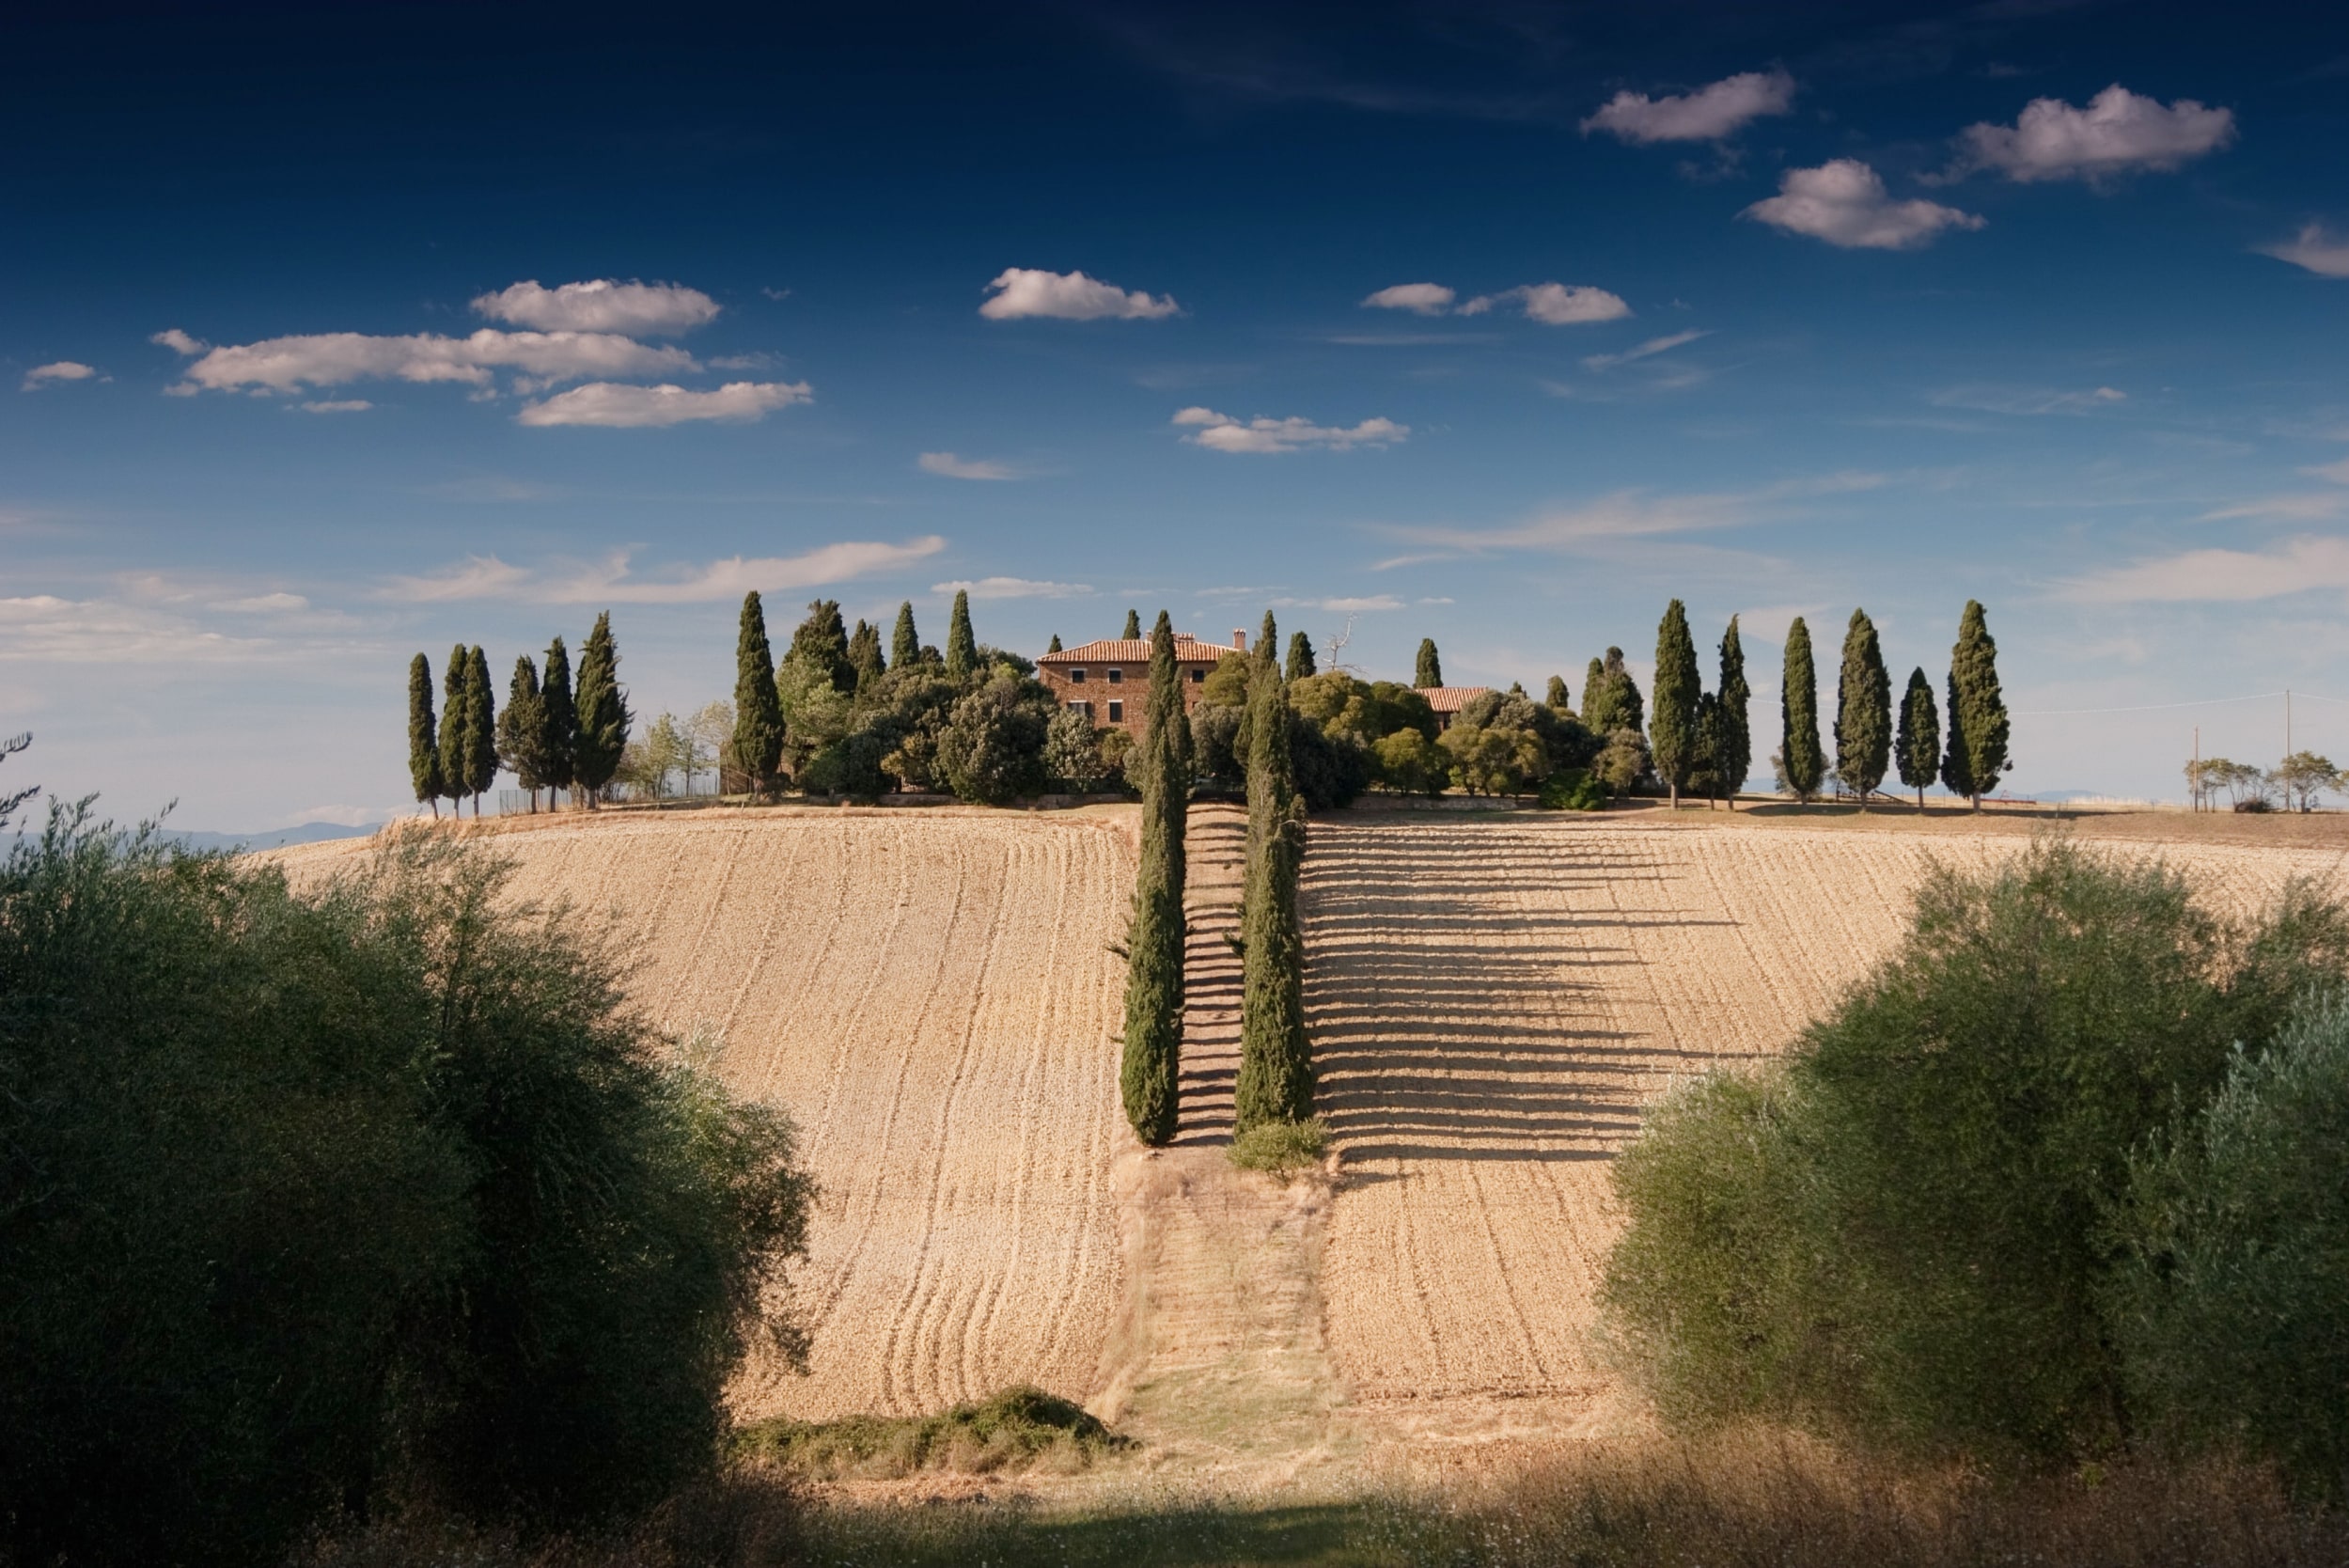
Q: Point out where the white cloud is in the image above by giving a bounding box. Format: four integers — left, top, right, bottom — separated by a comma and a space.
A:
514, 380, 811, 428
928, 576, 1093, 600
2198, 493, 2347, 524
2063, 536, 2349, 604
0, 594, 282, 664
298, 399, 372, 414
1361, 283, 1458, 315
1744, 160, 1985, 250
918, 451, 1019, 480
21, 361, 98, 391
1957, 86, 2235, 183
164, 328, 697, 394
1581, 69, 1796, 144
1173, 406, 1409, 453
151, 328, 206, 355
2260, 224, 2349, 279
1461, 282, 1630, 324
979, 268, 1179, 321
1933, 384, 2125, 416
2304, 457, 2349, 485
215, 592, 309, 613
1583, 329, 1708, 371
1376, 473, 1881, 557
384, 537, 946, 605
471, 278, 720, 335
1270, 594, 1404, 612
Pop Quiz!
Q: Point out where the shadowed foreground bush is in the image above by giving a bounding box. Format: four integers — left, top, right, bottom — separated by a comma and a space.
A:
733, 1387, 1124, 1480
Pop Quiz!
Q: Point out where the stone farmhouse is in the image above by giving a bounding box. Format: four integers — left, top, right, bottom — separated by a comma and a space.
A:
1039, 627, 1492, 741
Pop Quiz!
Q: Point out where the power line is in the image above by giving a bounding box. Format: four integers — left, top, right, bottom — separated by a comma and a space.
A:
2012, 690, 2349, 717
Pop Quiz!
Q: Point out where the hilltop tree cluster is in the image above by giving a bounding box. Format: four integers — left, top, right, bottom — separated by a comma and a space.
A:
407, 612, 629, 816
1776, 599, 2010, 810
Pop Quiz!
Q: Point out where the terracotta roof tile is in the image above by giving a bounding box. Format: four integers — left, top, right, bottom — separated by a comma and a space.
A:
1420, 685, 1492, 713
1039, 636, 1230, 664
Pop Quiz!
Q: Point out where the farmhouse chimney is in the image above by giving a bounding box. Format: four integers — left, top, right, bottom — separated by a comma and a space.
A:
1232, 630, 1246, 651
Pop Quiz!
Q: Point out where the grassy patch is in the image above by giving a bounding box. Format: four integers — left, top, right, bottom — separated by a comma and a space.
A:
1228, 1116, 1329, 1175
731, 1386, 1127, 1480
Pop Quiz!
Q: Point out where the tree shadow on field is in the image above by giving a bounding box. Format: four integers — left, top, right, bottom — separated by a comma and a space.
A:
1301, 818, 1752, 1165
804, 1498, 1375, 1566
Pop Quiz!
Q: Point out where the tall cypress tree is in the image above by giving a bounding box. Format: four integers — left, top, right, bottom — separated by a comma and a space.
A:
1285, 631, 1316, 682
1414, 638, 1442, 689
1781, 617, 1824, 803
1235, 644, 1310, 1133
496, 655, 547, 810
1897, 666, 1941, 811
733, 591, 785, 799
944, 589, 978, 681
1122, 608, 1142, 640
788, 599, 855, 692
891, 601, 921, 669
1650, 600, 1701, 809
408, 652, 445, 818
573, 612, 631, 807
1045, 633, 1063, 653
1716, 616, 1751, 809
438, 642, 470, 817
1121, 611, 1188, 1145
463, 646, 497, 815
848, 619, 885, 686
1834, 607, 1892, 808
1582, 657, 1609, 729
540, 636, 577, 805
1944, 600, 2011, 811
1545, 674, 1571, 713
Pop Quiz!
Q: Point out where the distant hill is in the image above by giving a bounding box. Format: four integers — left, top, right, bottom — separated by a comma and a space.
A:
167, 822, 380, 854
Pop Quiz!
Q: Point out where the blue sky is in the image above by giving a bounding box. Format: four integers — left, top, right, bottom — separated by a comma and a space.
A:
7, 1, 2349, 828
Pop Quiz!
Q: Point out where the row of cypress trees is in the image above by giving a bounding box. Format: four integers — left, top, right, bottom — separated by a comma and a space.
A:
1235, 611, 1313, 1132
407, 612, 630, 817
1770, 599, 2009, 809
1120, 612, 1190, 1143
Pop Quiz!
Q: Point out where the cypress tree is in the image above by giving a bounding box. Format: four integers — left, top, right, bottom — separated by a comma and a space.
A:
1121, 611, 1188, 1145
1650, 600, 1701, 809
438, 642, 470, 817
1834, 607, 1892, 808
540, 636, 577, 805
573, 612, 631, 807
1122, 608, 1142, 640
1545, 674, 1571, 713
1897, 666, 1941, 811
463, 646, 497, 815
788, 599, 855, 692
1286, 631, 1316, 682
1716, 617, 1751, 809
1781, 617, 1824, 803
1235, 641, 1311, 1133
1584, 648, 1643, 737
733, 591, 785, 799
946, 589, 978, 680
408, 652, 445, 818
496, 655, 547, 810
1944, 600, 2011, 811
848, 619, 885, 686
1046, 633, 1063, 654
1582, 657, 1609, 729
892, 601, 921, 669
1415, 638, 1442, 689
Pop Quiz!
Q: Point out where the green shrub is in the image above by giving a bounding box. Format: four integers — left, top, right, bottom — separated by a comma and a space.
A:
934, 674, 1052, 805
1540, 768, 1608, 810
1228, 1114, 1329, 1174
734, 1387, 1124, 1479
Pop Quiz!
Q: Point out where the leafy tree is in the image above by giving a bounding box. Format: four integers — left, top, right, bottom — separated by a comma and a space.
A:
1545, 674, 1571, 712
1834, 607, 1891, 808
788, 599, 855, 694
934, 674, 1051, 804
439, 641, 471, 816
572, 612, 631, 806
1441, 719, 1545, 795
891, 601, 921, 668
1583, 648, 1645, 738
1373, 729, 1445, 796
688, 700, 736, 793
733, 591, 785, 798
1897, 666, 1940, 810
1780, 617, 1824, 803
540, 636, 577, 803
1943, 600, 2010, 810
463, 646, 498, 810
2273, 751, 2340, 812
1121, 608, 1141, 640
1651, 600, 1702, 808
848, 618, 885, 687
1199, 651, 1252, 709
1235, 648, 1311, 1133
1191, 703, 1245, 780
1285, 631, 1317, 681
409, 652, 445, 817
945, 588, 978, 680
1715, 618, 1751, 808
1414, 637, 1442, 689
495, 654, 549, 810
1044, 708, 1109, 790
1121, 613, 1187, 1145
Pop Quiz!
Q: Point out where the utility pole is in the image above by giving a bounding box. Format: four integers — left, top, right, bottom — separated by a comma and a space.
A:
2193, 724, 2200, 812
2286, 689, 2293, 758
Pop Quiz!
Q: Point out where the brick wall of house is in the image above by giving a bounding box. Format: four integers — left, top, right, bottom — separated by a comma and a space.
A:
1036, 632, 1243, 741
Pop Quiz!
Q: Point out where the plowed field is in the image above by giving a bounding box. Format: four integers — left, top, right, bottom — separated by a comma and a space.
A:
273, 808, 1134, 1422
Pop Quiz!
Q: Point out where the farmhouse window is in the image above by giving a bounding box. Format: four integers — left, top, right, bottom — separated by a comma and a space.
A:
1106, 667, 1122, 683
1189, 668, 1204, 682
1066, 700, 1092, 718
1107, 700, 1124, 723
1069, 668, 1087, 682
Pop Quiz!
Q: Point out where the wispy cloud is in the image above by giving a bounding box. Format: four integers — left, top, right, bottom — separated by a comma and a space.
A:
1580, 69, 1795, 144
918, 451, 1020, 480
1359, 280, 1628, 325
515, 380, 810, 428
2260, 224, 2349, 279
1583, 329, 1708, 371
384, 537, 945, 604
1373, 473, 1882, 559
1173, 406, 1407, 453
2062, 536, 2349, 604
159, 325, 696, 394
1745, 161, 1984, 250
298, 399, 372, 414
979, 268, 1178, 321
471, 278, 720, 336
2199, 493, 2348, 524
1933, 384, 2125, 416
1269, 594, 1404, 612
1953, 86, 2235, 183
21, 360, 101, 391
929, 576, 1092, 600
